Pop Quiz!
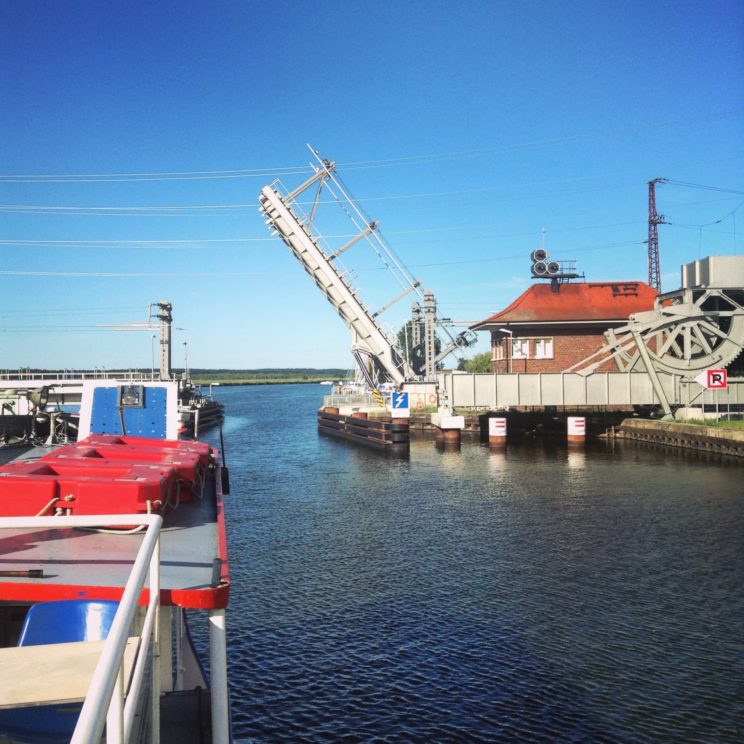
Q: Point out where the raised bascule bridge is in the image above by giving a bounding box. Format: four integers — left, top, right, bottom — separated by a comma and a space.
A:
258, 146, 476, 397
259, 149, 744, 424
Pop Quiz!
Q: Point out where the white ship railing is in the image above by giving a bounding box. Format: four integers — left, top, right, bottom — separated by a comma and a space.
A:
0, 513, 163, 744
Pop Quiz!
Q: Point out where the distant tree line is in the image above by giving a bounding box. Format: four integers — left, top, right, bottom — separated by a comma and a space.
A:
187, 368, 351, 384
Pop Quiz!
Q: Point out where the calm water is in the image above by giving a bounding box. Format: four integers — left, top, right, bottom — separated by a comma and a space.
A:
202, 384, 744, 743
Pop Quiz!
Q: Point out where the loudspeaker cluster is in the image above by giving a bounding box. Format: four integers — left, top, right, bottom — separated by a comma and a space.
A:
531, 249, 561, 277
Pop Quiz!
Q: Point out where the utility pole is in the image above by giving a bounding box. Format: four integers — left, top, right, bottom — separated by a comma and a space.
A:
409, 302, 422, 373
647, 178, 667, 294
423, 290, 437, 380
411, 302, 421, 351
156, 301, 173, 380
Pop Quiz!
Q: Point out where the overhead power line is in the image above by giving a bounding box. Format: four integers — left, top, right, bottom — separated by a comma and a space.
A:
0, 213, 650, 250
671, 199, 744, 228
664, 180, 744, 195
0, 175, 628, 215
0, 203, 255, 212
1, 109, 740, 183
1, 180, 739, 222
0, 238, 642, 278
0, 270, 288, 277
0, 237, 274, 246
0, 166, 313, 184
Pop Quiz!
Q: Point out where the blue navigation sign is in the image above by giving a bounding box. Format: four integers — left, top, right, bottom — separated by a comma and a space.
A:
391, 391, 409, 410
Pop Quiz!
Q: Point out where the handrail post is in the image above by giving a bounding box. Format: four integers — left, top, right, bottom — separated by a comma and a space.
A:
151, 536, 161, 744
68, 514, 162, 744
209, 609, 229, 744
106, 666, 125, 744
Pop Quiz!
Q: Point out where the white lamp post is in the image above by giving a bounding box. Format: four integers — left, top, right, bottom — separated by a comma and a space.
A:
498, 327, 513, 374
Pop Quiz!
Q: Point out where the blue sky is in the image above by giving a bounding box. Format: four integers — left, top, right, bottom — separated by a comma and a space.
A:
1, 0, 742, 371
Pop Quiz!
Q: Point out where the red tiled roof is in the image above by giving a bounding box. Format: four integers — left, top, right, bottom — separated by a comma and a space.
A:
472, 282, 657, 328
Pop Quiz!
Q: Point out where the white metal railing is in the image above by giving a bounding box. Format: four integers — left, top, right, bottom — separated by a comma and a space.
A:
0, 514, 163, 744
0, 371, 155, 382
323, 392, 389, 410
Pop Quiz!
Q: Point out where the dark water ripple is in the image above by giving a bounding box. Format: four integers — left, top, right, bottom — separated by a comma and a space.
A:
198, 384, 744, 743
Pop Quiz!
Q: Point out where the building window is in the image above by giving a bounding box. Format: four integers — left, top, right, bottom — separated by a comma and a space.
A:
512, 338, 529, 359
494, 341, 504, 361
534, 337, 554, 359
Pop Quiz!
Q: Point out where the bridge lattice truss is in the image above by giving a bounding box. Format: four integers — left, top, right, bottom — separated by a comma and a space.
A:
258, 148, 473, 387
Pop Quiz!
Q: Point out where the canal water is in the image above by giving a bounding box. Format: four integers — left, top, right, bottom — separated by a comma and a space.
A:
203, 384, 744, 743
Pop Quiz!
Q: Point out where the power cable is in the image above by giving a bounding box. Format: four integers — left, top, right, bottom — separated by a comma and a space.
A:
0, 174, 632, 213
0, 237, 275, 246
0, 269, 292, 277
0, 166, 312, 183
2, 109, 740, 183
664, 180, 744, 195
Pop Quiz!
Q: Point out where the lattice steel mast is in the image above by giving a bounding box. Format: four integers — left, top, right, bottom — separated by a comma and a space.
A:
647, 178, 667, 293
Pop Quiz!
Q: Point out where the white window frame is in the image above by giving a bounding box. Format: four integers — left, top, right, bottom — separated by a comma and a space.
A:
534, 337, 554, 359
511, 338, 529, 359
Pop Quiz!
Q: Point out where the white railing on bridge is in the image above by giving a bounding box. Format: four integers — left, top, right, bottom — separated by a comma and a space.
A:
0, 513, 163, 744
323, 392, 386, 410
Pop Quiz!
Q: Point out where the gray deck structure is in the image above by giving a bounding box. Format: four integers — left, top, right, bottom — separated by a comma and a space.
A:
434, 370, 744, 412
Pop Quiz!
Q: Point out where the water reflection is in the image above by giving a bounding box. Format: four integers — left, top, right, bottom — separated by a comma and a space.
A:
204, 385, 744, 743
566, 449, 586, 469
487, 449, 507, 470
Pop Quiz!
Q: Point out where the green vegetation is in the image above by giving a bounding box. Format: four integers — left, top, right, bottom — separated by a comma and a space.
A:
396, 321, 442, 374
674, 418, 744, 430
456, 352, 492, 373
187, 368, 351, 385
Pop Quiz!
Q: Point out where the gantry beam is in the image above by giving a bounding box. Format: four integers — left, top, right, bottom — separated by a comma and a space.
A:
259, 185, 415, 386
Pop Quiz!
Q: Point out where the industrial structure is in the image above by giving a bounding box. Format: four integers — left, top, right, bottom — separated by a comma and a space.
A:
0, 301, 223, 442
647, 178, 667, 293
258, 147, 476, 389
450, 256, 744, 418
260, 153, 744, 421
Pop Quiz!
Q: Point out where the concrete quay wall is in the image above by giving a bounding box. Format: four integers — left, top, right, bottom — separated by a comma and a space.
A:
615, 419, 744, 458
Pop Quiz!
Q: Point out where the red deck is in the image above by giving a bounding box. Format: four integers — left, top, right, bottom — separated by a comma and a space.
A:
0, 440, 230, 610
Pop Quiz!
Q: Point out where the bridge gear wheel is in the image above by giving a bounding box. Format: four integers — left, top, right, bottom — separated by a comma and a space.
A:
606, 288, 744, 376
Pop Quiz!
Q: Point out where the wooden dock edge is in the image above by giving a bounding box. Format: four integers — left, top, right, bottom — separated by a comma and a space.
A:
613, 418, 744, 457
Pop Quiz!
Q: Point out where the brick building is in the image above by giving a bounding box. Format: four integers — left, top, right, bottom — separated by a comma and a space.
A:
471, 281, 658, 374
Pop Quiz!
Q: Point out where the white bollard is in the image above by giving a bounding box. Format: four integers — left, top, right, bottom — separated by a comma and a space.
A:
567, 416, 586, 445
488, 417, 507, 449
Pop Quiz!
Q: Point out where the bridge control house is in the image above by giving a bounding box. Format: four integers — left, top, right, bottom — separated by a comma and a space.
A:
471, 280, 658, 374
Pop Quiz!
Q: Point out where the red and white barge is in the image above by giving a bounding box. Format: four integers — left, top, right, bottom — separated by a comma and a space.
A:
0, 381, 232, 744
